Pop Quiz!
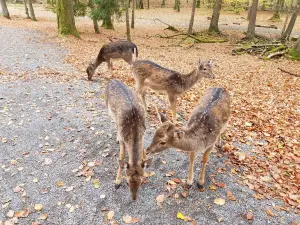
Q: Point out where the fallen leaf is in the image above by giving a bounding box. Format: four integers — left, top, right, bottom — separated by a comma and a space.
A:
209, 185, 217, 191
69, 206, 75, 212
34, 204, 43, 211
107, 211, 114, 220
57, 181, 63, 187
190, 221, 197, 225
15, 211, 25, 218
156, 194, 165, 207
44, 158, 52, 165
265, 209, 276, 217
181, 192, 188, 198
217, 217, 223, 222
33, 178, 38, 183
65, 186, 74, 192
246, 212, 253, 220
214, 198, 225, 206
32, 222, 41, 225
6, 210, 14, 218
291, 221, 298, 225
177, 212, 185, 220
123, 215, 139, 224
226, 191, 236, 201
215, 182, 226, 188
39, 213, 48, 220
235, 151, 246, 161
93, 179, 100, 189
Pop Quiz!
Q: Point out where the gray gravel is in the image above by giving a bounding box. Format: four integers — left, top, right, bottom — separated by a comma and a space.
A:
0, 26, 299, 225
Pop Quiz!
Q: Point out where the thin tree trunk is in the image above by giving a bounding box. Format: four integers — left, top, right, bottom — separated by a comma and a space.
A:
27, 0, 36, 21
282, 0, 300, 40
89, 0, 99, 33
147, 0, 149, 8
126, 0, 131, 41
161, 0, 165, 7
188, 0, 197, 34
281, 0, 294, 39
0, 0, 10, 19
131, 0, 135, 28
177, 0, 180, 11
246, 0, 258, 39
293, 34, 300, 55
102, 16, 114, 29
270, 0, 282, 20
208, 0, 221, 33
57, 0, 79, 36
24, 0, 30, 19
247, 0, 252, 20
196, 0, 200, 8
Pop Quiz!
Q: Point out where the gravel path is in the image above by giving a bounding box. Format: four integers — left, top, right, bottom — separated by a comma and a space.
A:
0, 26, 299, 225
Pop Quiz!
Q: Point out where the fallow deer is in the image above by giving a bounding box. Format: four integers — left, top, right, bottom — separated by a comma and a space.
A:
146, 88, 230, 189
105, 79, 151, 200
87, 40, 138, 80
131, 59, 215, 121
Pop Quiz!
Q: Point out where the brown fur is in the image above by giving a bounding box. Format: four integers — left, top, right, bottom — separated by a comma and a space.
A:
87, 40, 138, 80
105, 79, 150, 200
146, 88, 230, 188
132, 59, 215, 120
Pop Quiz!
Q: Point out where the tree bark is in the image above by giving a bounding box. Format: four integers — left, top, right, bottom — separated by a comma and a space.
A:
247, 0, 252, 20
27, 0, 36, 21
196, 0, 200, 8
188, 0, 197, 34
0, 0, 10, 19
270, 0, 282, 20
161, 0, 165, 7
89, 0, 99, 33
291, 34, 300, 57
282, 0, 300, 40
131, 0, 135, 28
57, 0, 79, 36
246, 0, 258, 39
209, 0, 222, 33
147, 0, 149, 8
126, 0, 131, 41
23, 0, 30, 19
102, 16, 114, 29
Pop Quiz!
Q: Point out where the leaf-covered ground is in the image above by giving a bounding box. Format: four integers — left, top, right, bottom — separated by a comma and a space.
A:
0, 6, 299, 225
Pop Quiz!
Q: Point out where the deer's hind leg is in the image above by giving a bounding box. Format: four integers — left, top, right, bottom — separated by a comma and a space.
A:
197, 146, 213, 190
115, 140, 125, 189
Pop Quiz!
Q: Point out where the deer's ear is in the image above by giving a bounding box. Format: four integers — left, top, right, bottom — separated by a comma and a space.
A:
157, 112, 169, 124
173, 130, 185, 139
119, 160, 129, 168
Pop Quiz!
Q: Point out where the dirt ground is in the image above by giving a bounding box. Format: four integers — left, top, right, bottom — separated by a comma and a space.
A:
0, 4, 299, 225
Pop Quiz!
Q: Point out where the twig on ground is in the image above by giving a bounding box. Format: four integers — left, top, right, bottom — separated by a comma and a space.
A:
278, 67, 300, 77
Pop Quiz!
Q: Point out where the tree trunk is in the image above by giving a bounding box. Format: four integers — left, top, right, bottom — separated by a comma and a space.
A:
57, 0, 79, 36
281, 0, 294, 39
174, 0, 180, 11
147, 0, 149, 8
188, 0, 197, 34
27, 0, 36, 21
161, 0, 165, 7
0, 0, 10, 19
102, 16, 114, 29
24, 0, 30, 19
282, 0, 300, 40
247, 0, 252, 20
131, 0, 135, 28
269, 0, 282, 20
89, 0, 99, 33
126, 0, 131, 41
196, 0, 200, 8
293, 35, 300, 55
246, 0, 258, 39
208, 0, 221, 33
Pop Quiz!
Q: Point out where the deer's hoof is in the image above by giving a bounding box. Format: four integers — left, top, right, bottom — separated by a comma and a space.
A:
115, 183, 121, 190
197, 183, 205, 191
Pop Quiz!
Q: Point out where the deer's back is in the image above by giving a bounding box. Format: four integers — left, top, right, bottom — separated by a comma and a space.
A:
100, 41, 137, 60
186, 88, 230, 137
132, 60, 184, 93
105, 79, 146, 140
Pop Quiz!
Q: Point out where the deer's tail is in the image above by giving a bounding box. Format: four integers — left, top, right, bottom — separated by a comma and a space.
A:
132, 45, 138, 62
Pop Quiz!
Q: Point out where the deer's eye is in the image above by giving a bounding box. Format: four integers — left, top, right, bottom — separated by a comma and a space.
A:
160, 141, 166, 146
203, 68, 207, 71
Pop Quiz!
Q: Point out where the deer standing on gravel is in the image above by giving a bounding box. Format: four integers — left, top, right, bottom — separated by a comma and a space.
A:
146, 88, 230, 189
105, 79, 151, 200
87, 40, 138, 80
131, 59, 215, 121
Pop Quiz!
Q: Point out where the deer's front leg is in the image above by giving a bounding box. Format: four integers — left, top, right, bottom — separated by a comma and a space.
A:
168, 93, 178, 121
198, 147, 212, 190
115, 140, 125, 189
187, 151, 196, 186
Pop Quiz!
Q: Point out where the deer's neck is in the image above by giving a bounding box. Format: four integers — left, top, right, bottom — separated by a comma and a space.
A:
171, 129, 198, 152
181, 69, 201, 91
127, 135, 143, 166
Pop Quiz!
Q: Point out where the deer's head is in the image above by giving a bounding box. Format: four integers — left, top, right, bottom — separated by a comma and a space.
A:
197, 59, 215, 79
146, 112, 185, 155
87, 63, 95, 80
119, 159, 151, 200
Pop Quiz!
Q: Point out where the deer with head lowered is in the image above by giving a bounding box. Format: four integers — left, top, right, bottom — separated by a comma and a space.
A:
105, 79, 151, 200
87, 40, 138, 80
146, 88, 230, 189
132, 59, 215, 121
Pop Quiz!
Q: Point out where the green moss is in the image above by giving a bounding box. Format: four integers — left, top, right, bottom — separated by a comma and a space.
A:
288, 48, 300, 60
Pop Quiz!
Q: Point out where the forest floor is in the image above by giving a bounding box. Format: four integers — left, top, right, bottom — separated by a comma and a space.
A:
0, 4, 299, 225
